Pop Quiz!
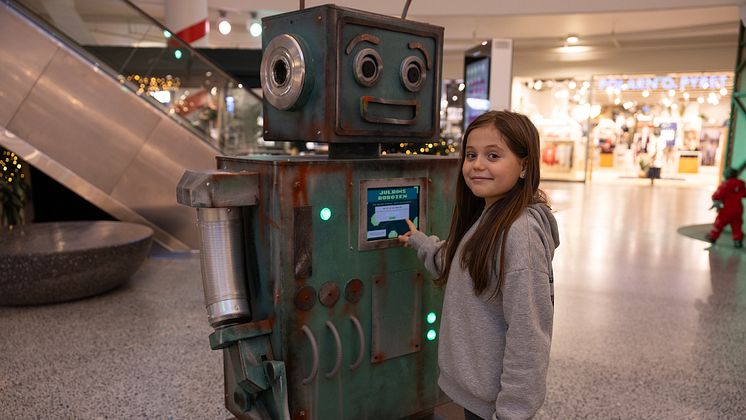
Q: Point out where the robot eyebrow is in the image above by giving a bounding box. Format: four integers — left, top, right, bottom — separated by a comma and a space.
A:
345, 33, 381, 55
408, 41, 431, 70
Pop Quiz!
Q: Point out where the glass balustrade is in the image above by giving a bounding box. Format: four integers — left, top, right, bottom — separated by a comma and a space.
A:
6, 0, 268, 155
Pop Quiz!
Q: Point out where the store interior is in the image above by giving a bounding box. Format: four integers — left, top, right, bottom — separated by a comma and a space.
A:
441, 72, 733, 186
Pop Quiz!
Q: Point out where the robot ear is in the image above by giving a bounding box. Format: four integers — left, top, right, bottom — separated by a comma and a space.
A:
261, 34, 311, 111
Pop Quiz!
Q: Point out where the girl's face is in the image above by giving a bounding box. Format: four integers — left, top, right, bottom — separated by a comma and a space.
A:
462, 125, 525, 206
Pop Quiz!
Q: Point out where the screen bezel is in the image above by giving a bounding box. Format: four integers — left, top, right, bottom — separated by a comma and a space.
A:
358, 178, 428, 251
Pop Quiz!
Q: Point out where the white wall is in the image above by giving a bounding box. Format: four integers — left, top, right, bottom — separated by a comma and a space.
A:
443, 44, 737, 80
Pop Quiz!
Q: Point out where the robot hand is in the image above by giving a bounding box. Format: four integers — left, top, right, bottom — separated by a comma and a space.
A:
709, 200, 724, 212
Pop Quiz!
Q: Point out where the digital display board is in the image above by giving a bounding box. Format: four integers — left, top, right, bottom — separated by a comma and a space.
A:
464, 57, 490, 128
358, 178, 427, 251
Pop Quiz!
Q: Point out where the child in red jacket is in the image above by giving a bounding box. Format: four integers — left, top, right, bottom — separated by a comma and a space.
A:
706, 168, 745, 248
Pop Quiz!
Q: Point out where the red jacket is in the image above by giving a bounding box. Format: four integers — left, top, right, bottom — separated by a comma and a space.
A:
712, 178, 746, 212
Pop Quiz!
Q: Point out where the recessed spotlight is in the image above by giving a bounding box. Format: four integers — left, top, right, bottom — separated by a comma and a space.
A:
218, 10, 231, 35
248, 11, 262, 37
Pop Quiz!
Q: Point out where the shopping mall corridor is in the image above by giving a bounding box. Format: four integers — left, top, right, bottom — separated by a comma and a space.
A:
1, 181, 744, 419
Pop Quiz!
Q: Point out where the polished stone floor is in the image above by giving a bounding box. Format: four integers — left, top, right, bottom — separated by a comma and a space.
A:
1, 181, 744, 419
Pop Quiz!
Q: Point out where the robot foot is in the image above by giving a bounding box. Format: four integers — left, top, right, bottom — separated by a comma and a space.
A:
735, 240, 743, 249
705, 234, 718, 244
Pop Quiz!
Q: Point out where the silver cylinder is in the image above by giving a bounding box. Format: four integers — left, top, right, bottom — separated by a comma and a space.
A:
196, 207, 251, 327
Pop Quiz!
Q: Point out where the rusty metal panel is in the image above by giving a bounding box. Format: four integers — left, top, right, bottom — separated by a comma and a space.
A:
261, 5, 443, 144
371, 270, 423, 363
217, 155, 458, 420
293, 206, 313, 279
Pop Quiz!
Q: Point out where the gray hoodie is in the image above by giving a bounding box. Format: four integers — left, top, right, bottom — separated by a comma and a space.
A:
408, 203, 559, 420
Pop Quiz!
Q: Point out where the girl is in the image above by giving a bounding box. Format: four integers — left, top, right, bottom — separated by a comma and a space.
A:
399, 110, 559, 420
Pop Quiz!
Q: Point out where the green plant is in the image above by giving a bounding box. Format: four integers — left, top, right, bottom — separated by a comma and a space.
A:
0, 148, 30, 227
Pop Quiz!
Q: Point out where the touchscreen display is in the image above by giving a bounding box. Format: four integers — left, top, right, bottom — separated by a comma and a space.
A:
366, 186, 420, 241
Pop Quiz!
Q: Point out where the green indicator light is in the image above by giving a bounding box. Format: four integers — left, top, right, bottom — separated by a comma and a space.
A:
163, 30, 172, 38
426, 329, 437, 341
320, 207, 332, 221
426, 312, 437, 324
174, 49, 183, 59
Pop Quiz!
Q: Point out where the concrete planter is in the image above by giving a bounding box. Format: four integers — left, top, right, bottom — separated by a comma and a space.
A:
0, 221, 153, 305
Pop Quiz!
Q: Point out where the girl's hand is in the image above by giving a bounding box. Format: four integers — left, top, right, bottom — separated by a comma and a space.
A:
398, 218, 418, 247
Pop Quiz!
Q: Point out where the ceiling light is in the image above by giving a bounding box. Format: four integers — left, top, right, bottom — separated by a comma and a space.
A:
720, 87, 728, 96
557, 45, 591, 54
248, 11, 262, 37
249, 22, 262, 37
566, 34, 579, 44
218, 10, 231, 35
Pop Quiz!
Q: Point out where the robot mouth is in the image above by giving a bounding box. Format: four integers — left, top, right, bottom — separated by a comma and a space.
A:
360, 96, 419, 125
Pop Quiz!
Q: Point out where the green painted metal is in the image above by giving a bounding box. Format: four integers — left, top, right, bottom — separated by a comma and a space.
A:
178, 5, 454, 418
725, 20, 746, 227
260, 5, 443, 144
224, 334, 290, 419
209, 319, 273, 350
218, 155, 458, 419
726, 21, 746, 175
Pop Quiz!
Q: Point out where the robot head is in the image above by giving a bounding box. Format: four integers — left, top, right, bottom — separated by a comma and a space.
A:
260, 5, 443, 144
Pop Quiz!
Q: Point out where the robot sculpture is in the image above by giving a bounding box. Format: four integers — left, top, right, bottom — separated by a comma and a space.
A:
177, 5, 457, 419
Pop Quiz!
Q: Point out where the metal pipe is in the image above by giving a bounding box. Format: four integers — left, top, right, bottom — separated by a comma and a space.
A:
196, 207, 251, 327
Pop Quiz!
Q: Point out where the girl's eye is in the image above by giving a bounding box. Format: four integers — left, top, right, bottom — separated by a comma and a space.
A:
465, 152, 477, 159
488, 153, 500, 160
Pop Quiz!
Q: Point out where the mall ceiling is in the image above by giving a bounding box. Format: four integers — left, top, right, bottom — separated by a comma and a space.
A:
131, 0, 744, 78
52, 0, 746, 78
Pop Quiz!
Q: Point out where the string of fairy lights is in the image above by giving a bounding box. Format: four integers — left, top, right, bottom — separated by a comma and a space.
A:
382, 139, 458, 156
124, 74, 181, 95
0, 148, 29, 226
1, 149, 24, 186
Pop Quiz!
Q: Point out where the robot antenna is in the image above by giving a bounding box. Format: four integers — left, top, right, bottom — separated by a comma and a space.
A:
401, 0, 412, 19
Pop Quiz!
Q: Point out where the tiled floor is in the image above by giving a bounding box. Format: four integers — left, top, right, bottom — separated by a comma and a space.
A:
2, 181, 744, 419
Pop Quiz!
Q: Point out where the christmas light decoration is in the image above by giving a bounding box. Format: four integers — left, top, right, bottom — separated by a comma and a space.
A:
0, 148, 30, 227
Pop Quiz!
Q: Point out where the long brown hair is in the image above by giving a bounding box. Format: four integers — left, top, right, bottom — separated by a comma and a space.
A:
435, 111, 548, 297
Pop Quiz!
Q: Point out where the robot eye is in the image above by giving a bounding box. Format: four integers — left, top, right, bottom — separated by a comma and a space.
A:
353, 48, 383, 87
400, 56, 426, 92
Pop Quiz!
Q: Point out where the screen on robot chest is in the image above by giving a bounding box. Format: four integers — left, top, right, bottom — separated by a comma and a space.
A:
365, 186, 420, 241
358, 178, 426, 251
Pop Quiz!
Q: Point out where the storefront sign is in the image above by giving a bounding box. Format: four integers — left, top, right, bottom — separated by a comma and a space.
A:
598, 75, 730, 92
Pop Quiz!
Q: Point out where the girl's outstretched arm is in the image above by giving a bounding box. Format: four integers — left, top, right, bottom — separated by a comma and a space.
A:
399, 218, 445, 278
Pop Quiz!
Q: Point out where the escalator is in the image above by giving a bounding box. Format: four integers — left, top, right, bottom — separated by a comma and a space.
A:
0, 0, 264, 250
